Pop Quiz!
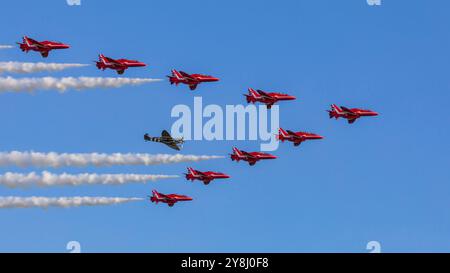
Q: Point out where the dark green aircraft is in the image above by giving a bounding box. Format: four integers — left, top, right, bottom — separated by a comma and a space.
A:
144, 130, 184, 151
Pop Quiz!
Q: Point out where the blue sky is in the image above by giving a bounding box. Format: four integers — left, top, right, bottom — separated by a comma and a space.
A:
0, 0, 449, 252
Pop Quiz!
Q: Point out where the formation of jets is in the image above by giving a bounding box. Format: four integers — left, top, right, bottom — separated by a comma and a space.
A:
13, 35, 379, 207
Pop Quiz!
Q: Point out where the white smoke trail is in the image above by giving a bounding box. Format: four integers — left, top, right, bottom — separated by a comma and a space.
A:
0, 76, 162, 93
0, 196, 143, 209
0, 171, 179, 188
0, 45, 13, 49
0, 62, 89, 74
0, 151, 224, 168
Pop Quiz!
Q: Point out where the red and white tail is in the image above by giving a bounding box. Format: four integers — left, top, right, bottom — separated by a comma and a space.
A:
331, 104, 343, 114
248, 88, 261, 99
99, 54, 107, 63
23, 36, 31, 47
278, 128, 289, 141
187, 167, 196, 175
172, 69, 183, 80
328, 104, 342, 119
17, 36, 31, 52
152, 190, 160, 198
150, 190, 160, 203
96, 54, 107, 70
245, 88, 260, 103
232, 147, 242, 157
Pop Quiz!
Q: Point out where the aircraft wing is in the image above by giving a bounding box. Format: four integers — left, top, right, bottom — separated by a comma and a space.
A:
167, 194, 185, 201
166, 196, 177, 202
106, 57, 123, 65
256, 90, 273, 99
179, 71, 195, 80
26, 38, 46, 48
164, 141, 181, 151
158, 192, 170, 199
241, 150, 256, 159
340, 106, 356, 115
34, 42, 50, 49
196, 170, 206, 177
161, 130, 182, 150
161, 130, 172, 138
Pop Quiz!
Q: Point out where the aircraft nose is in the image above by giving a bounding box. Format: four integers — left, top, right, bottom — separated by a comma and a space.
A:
371, 112, 379, 116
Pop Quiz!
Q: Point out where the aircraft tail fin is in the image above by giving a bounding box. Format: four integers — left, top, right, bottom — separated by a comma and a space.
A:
248, 88, 261, 98
23, 36, 31, 47
185, 167, 195, 180
96, 54, 107, 69
331, 104, 343, 114
244, 88, 260, 103
187, 167, 196, 175
154, 190, 162, 198
278, 128, 289, 141
99, 54, 107, 63
150, 189, 159, 203
232, 147, 242, 156
172, 69, 183, 80
17, 36, 30, 52
328, 104, 342, 119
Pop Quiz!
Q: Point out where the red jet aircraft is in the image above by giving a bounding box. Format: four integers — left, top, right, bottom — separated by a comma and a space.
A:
95, 54, 146, 75
17, 36, 70, 58
328, 104, 379, 124
277, 128, 324, 147
245, 88, 296, 109
230, 147, 277, 166
149, 190, 193, 207
168, 69, 219, 90
185, 167, 230, 185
